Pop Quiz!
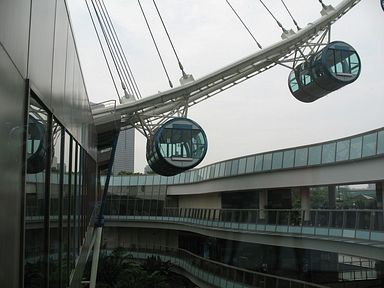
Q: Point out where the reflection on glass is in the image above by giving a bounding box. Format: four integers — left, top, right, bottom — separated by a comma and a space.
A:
308, 145, 322, 165
49, 119, 62, 287
378, 131, 384, 155
25, 98, 49, 288
255, 155, 263, 171
283, 150, 294, 168
272, 152, 283, 170
350, 136, 362, 159
362, 133, 377, 157
262, 153, 272, 171
336, 140, 350, 162
238, 158, 246, 174
322, 143, 336, 164
245, 156, 255, 173
295, 148, 308, 167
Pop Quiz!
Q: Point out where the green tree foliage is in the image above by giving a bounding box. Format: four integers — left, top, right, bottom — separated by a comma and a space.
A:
87, 248, 193, 288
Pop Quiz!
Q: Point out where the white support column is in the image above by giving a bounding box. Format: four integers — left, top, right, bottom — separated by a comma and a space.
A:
259, 190, 268, 221
301, 187, 310, 222
90, 227, 103, 288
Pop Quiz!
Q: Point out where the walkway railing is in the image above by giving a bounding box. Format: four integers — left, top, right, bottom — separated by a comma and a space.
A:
109, 244, 328, 288
105, 208, 384, 242
102, 127, 384, 186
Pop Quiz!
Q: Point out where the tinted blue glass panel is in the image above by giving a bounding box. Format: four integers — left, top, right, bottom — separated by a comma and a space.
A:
308, 145, 322, 165
322, 143, 336, 163
238, 158, 246, 174
283, 150, 294, 168
173, 173, 180, 184
218, 162, 225, 177
145, 175, 154, 185
336, 140, 350, 161
130, 176, 138, 185
224, 161, 231, 177
272, 152, 283, 170
255, 155, 263, 171
350, 136, 362, 159
362, 133, 377, 157
205, 167, 211, 179
295, 148, 308, 167
230, 159, 239, 176
153, 175, 161, 185
160, 176, 168, 185
138, 176, 145, 185
185, 171, 191, 183
180, 172, 186, 183
214, 164, 220, 178
262, 153, 272, 171
378, 131, 384, 155
122, 176, 130, 185
245, 156, 255, 173
189, 171, 195, 182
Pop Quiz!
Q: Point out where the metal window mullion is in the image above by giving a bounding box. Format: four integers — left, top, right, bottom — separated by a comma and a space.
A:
58, 125, 65, 287
44, 112, 53, 288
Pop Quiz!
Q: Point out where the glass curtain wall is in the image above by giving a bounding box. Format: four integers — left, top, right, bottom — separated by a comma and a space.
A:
104, 176, 167, 217
24, 95, 97, 288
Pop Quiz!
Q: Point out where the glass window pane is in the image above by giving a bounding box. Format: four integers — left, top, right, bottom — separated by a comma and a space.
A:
308, 145, 322, 165
378, 131, 384, 155
295, 148, 308, 167
218, 162, 225, 177
224, 161, 231, 177
245, 156, 255, 173
230, 159, 239, 176
255, 155, 263, 171
185, 171, 191, 183
336, 140, 350, 161
208, 165, 214, 179
145, 175, 154, 185
153, 175, 160, 185
350, 136, 362, 159
362, 133, 377, 157
160, 175, 168, 185
272, 152, 283, 170
190, 171, 195, 182
322, 143, 336, 164
262, 153, 272, 171
212, 164, 218, 178
238, 158, 246, 174
283, 150, 294, 168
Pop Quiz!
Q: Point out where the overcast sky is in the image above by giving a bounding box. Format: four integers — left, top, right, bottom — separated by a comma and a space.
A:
67, 0, 384, 172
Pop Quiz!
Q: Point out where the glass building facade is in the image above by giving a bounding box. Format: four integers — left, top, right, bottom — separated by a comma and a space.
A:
0, 1, 98, 287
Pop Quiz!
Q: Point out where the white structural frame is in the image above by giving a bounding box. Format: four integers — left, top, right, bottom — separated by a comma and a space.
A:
92, 0, 360, 137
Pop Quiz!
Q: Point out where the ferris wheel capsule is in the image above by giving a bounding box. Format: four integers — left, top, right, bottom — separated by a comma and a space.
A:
288, 41, 361, 103
146, 117, 208, 176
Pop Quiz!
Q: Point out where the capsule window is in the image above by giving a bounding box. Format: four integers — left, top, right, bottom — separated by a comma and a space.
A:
289, 71, 299, 92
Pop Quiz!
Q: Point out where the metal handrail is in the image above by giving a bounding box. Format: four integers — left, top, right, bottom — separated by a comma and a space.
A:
104, 244, 329, 288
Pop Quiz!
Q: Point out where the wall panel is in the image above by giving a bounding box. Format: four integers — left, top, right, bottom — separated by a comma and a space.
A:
0, 46, 26, 288
0, 0, 30, 77
52, 0, 69, 121
28, 0, 57, 106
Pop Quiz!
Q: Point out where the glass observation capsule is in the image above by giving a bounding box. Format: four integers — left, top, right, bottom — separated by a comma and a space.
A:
146, 117, 208, 176
288, 41, 361, 103
27, 115, 49, 174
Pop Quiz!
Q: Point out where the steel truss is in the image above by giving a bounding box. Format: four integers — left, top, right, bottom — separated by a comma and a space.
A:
92, 0, 361, 140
